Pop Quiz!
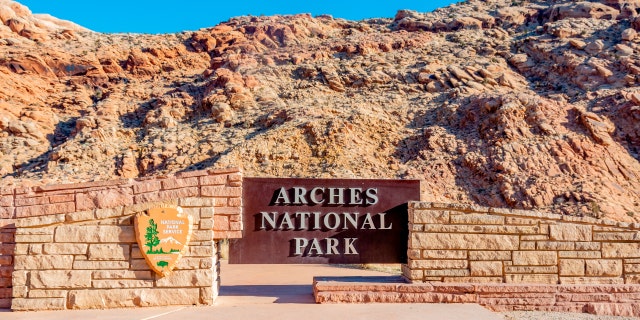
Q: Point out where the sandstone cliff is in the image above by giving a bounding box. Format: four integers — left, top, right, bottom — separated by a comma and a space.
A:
1, 0, 639, 221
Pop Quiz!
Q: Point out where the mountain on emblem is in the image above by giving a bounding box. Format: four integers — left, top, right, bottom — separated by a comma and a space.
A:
134, 206, 193, 276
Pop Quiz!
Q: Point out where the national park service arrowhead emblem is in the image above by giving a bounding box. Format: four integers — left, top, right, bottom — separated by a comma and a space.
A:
134, 206, 193, 277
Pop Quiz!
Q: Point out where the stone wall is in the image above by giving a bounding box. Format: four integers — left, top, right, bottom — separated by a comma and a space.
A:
401, 202, 640, 315
0, 168, 242, 310
406, 202, 640, 284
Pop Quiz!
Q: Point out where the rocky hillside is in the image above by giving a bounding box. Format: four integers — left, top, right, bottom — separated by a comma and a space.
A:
1, 0, 639, 221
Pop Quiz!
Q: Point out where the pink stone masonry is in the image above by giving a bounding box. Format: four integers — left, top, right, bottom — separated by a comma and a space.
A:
0, 168, 242, 310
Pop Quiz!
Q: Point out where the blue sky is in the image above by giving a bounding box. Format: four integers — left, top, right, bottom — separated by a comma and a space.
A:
20, 0, 461, 34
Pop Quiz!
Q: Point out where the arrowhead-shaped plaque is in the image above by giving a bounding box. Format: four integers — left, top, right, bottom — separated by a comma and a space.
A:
134, 206, 193, 277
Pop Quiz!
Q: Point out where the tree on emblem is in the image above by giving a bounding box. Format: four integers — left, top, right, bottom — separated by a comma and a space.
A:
145, 219, 160, 254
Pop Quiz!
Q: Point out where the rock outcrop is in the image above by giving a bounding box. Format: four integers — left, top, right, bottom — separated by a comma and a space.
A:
1, 0, 640, 222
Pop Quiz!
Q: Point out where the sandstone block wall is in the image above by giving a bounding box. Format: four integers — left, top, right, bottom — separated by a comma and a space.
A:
405, 202, 640, 285
0, 168, 242, 310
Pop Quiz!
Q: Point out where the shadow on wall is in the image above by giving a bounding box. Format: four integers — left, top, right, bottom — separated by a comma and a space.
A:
0, 223, 15, 309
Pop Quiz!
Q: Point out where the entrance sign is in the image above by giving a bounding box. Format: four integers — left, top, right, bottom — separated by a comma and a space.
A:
230, 178, 421, 264
134, 206, 193, 276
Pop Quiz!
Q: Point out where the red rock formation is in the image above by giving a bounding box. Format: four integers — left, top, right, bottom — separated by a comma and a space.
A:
0, 0, 640, 221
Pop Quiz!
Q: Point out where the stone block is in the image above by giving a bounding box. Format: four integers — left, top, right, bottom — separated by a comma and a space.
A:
11, 298, 66, 311
191, 230, 213, 241
0, 195, 13, 206
65, 210, 95, 222
505, 274, 558, 284
214, 198, 228, 207
187, 245, 213, 257
54, 225, 135, 243
130, 259, 150, 271
14, 234, 53, 243
201, 186, 241, 197
176, 257, 212, 270
14, 255, 73, 270
15, 214, 65, 227
162, 177, 199, 190
625, 264, 640, 273
469, 251, 511, 261
29, 270, 91, 289
200, 175, 227, 186
519, 242, 536, 250
76, 188, 133, 211
585, 260, 622, 277
15, 202, 75, 218
68, 288, 200, 309
94, 207, 125, 219
213, 215, 229, 231
450, 214, 504, 225
411, 210, 449, 224
133, 181, 162, 194
201, 207, 214, 218
560, 251, 601, 259
409, 260, 467, 270
228, 198, 242, 207
92, 270, 154, 280
158, 187, 199, 201
180, 197, 215, 207
512, 251, 557, 266
594, 232, 639, 241
0, 206, 15, 219
536, 241, 575, 250
422, 250, 467, 259
411, 233, 519, 250
199, 219, 214, 230
72, 260, 129, 270
12, 270, 27, 286
214, 231, 242, 239
200, 286, 214, 304
88, 244, 130, 260
550, 223, 592, 241
92, 279, 154, 288
559, 259, 585, 276
559, 277, 624, 284
602, 243, 640, 258
12, 285, 27, 298
27, 290, 68, 298
423, 269, 470, 277
213, 207, 241, 215
155, 269, 213, 287
470, 261, 503, 276
505, 217, 540, 225
43, 243, 88, 255
505, 266, 558, 274
575, 242, 600, 251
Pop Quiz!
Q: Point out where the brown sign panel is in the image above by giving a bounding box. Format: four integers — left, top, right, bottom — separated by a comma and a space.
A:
229, 178, 421, 264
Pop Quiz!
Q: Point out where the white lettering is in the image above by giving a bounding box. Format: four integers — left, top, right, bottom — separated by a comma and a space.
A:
326, 238, 339, 254
379, 212, 392, 229
294, 238, 308, 255
324, 212, 340, 230
349, 188, 363, 205
312, 211, 321, 230
308, 238, 323, 255
295, 212, 310, 229
274, 187, 290, 204
280, 212, 294, 229
343, 212, 358, 229
293, 187, 308, 205
310, 187, 324, 204
365, 188, 378, 205
260, 212, 277, 229
344, 238, 358, 254
361, 213, 376, 229
328, 188, 345, 205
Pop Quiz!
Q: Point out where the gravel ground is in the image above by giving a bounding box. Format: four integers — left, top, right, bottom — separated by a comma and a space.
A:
502, 311, 638, 320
